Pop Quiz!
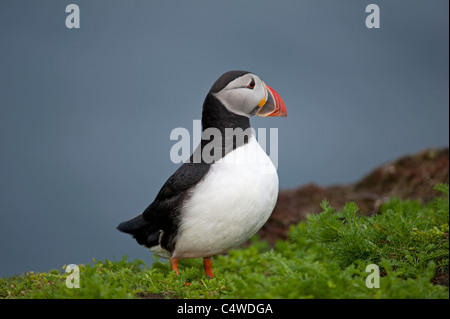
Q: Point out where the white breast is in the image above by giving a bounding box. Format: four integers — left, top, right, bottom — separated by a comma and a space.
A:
172, 135, 279, 259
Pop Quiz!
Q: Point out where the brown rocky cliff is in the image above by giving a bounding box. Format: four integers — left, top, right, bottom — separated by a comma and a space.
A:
259, 148, 449, 245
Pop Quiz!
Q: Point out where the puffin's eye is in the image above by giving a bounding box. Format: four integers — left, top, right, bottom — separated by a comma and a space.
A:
247, 79, 255, 89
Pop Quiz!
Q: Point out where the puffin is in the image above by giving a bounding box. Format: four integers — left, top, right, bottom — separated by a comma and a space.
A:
117, 70, 287, 278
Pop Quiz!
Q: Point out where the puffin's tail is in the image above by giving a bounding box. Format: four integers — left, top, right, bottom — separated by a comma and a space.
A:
117, 214, 148, 234
117, 215, 159, 247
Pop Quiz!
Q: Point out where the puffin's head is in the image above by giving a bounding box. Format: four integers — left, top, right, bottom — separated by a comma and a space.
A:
209, 70, 287, 118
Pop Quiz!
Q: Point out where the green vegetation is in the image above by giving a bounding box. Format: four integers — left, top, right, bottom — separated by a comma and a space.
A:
1, 184, 448, 299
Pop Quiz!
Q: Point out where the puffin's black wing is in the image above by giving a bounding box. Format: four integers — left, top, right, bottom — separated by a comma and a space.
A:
117, 161, 210, 253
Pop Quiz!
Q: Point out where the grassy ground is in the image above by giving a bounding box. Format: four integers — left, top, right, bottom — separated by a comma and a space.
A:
1, 184, 448, 299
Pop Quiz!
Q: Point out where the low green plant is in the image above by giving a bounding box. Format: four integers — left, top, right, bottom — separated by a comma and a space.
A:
1, 184, 448, 299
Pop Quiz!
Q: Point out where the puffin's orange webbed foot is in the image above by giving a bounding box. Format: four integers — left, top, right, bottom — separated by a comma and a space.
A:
170, 257, 192, 286
203, 257, 214, 279
170, 257, 180, 275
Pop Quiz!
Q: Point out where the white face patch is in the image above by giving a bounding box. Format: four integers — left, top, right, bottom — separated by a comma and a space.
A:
213, 73, 267, 117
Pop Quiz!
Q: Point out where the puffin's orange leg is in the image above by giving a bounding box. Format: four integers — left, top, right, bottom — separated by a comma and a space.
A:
170, 257, 180, 275
203, 257, 214, 278
170, 257, 192, 286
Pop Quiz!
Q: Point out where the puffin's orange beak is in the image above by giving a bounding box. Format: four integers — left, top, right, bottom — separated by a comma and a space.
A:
257, 84, 287, 117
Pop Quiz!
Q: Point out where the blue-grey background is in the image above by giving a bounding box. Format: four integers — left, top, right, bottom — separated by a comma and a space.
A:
0, 1, 448, 276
